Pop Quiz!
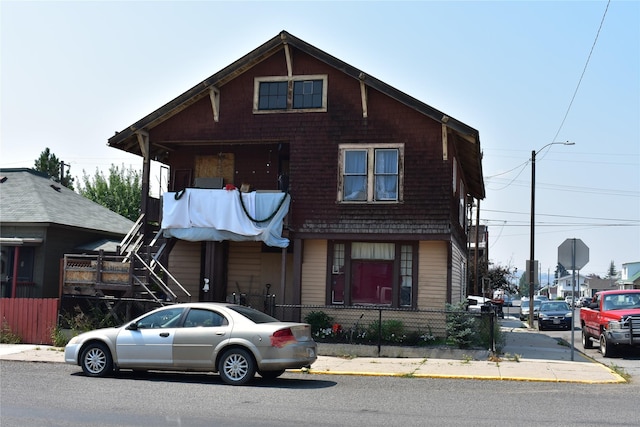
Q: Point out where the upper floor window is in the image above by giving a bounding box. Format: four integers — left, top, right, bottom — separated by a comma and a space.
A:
254, 75, 327, 113
338, 144, 403, 203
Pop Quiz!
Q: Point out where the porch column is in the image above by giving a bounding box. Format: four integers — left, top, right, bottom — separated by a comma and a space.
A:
203, 241, 226, 302
136, 131, 151, 230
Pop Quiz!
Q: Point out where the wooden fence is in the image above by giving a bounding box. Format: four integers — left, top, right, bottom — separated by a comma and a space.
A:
1, 298, 59, 345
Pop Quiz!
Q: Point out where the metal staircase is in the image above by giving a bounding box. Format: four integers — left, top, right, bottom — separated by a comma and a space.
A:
119, 214, 191, 304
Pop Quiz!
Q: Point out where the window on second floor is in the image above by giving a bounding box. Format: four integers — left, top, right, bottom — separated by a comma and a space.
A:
338, 144, 403, 203
254, 75, 327, 113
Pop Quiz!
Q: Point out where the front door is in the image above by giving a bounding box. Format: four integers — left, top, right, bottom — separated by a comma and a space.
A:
115, 307, 185, 368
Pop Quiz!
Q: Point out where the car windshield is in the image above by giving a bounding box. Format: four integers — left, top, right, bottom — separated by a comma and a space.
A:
602, 293, 640, 311
540, 302, 569, 311
228, 305, 279, 323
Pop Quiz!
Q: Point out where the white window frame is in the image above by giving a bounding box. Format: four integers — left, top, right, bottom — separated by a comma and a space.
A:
338, 143, 404, 203
253, 75, 328, 114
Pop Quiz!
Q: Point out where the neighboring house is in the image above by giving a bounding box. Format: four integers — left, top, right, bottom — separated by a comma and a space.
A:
0, 168, 134, 298
106, 31, 485, 317
555, 274, 587, 299
619, 261, 640, 289
583, 276, 618, 297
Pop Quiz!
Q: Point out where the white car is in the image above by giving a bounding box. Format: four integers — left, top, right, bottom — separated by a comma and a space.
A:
466, 296, 490, 313
64, 302, 317, 385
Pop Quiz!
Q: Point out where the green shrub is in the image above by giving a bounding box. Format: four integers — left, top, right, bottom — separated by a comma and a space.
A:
0, 320, 22, 344
445, 302, 476, 348
304, 311, 336, 340
50, 326, 69, 347
367, 319, 406, 344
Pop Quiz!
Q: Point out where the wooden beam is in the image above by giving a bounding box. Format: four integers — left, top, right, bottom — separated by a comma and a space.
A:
209, 87, 219, 122
359, 74, 368, 119
284, 43, 292, 78
441, 124, 448, 161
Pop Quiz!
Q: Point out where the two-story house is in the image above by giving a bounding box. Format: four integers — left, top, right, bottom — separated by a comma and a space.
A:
106, 31, 485, 321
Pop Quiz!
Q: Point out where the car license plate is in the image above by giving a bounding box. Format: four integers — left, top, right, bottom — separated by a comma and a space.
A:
553, 319, 560, 324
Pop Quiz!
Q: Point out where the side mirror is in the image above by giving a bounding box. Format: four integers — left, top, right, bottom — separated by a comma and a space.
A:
589, 302, 598, 310
126, 322, 139, 331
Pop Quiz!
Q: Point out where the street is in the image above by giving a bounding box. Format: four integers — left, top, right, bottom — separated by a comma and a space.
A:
1, 360, 639, 427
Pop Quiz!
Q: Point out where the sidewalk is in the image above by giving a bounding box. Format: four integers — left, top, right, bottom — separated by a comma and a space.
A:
0, 327, 627, 384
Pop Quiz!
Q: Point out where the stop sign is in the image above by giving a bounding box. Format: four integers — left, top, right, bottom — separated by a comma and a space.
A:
558, 238, 589, 270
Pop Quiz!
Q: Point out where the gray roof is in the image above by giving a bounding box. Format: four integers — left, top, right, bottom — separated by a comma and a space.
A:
0, 168, 134, 235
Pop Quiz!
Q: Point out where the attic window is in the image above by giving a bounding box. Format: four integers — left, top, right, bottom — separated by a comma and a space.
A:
254, 75, 327, 113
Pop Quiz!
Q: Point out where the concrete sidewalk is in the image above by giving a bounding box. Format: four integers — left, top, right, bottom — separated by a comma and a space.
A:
0, 329, 626, 384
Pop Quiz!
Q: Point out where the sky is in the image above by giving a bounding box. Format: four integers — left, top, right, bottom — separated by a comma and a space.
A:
1, 1, 639, 279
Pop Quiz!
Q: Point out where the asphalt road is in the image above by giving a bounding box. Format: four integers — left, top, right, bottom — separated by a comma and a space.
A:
1, 361, 639, 426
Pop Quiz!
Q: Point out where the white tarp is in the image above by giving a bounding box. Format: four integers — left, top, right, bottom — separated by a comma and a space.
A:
161, 189, 290, 248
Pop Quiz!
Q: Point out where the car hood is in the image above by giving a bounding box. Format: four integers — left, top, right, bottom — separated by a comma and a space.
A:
605, 308, 640, 319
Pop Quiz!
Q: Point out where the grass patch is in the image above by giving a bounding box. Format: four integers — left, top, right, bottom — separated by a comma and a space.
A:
608, 364, 631, 382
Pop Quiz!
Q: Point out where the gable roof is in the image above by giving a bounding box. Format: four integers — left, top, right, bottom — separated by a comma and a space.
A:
0, 168, 133, 235
107, 30, 484, 199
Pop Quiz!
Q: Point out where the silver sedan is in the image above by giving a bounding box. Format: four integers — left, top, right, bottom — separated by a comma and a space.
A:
65, 302, 317, 385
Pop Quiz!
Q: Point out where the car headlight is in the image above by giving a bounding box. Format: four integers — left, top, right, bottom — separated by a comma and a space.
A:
607, 320, 623, 330
67, 335, 80, 345
538, 313, 548, 319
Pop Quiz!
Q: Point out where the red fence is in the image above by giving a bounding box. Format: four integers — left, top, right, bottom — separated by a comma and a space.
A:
1, 298, 59, 345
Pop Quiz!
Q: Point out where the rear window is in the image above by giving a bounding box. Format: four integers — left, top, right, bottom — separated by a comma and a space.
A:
228, 305, 279, 324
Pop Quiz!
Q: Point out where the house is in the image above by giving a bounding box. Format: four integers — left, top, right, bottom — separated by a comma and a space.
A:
554, 273, 588, 299
0, 168, 134, 298
106, 31, 485, 320
619, 261, 640, 289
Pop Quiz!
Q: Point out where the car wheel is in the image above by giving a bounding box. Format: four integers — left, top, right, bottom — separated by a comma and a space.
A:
80, 342, 113, 377
599, 333, 616, 357
538, 322, 544, 331
582, 329, 593, 349
218, 348, 256, 385
258, 369, 286, 380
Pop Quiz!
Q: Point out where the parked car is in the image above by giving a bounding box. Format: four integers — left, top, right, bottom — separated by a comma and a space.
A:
466, 295, 490, 313
64, 302, 317, 385
580, 297, 593, 307
537, 301, 573, 330
519, 299, 542, 321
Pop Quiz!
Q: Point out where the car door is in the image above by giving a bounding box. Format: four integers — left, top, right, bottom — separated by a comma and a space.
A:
115, 307, 185, 368
172, 308, 231, 369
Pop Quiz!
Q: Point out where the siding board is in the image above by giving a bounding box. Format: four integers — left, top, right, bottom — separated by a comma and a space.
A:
418, 241, 447, 310
300, 240, 327, 305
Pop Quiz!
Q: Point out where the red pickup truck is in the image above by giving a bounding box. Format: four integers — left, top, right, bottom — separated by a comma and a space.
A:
580, 289, 640, 357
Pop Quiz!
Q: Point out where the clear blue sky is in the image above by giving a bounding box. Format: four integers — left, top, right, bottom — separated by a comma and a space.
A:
2, 1, 639, 278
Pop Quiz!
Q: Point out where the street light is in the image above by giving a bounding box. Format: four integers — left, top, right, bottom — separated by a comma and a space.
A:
528, 141, 575, 327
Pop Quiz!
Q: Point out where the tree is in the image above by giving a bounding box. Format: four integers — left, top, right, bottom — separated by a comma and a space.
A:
77, 164, 141, 221
34, 147, 74, 189
554, 263, 568, 281
469, 261, 518, 297
606, 261, 618, 279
